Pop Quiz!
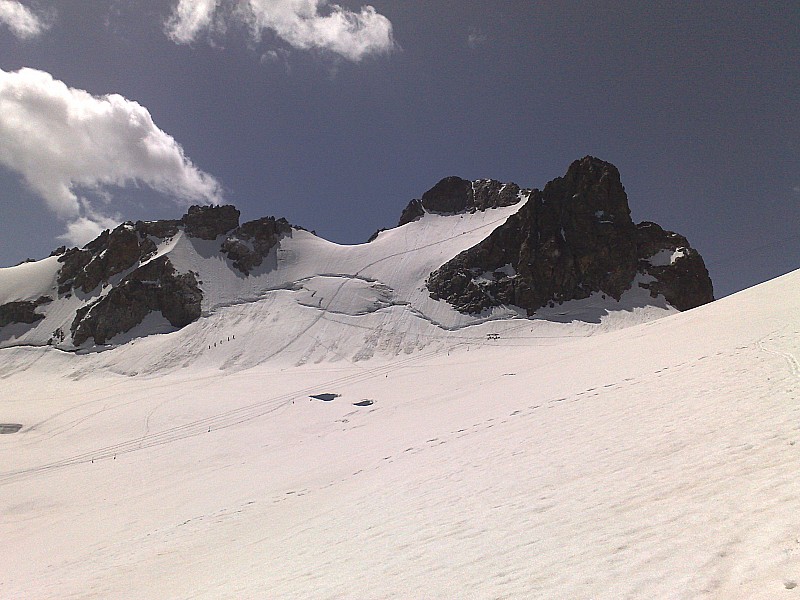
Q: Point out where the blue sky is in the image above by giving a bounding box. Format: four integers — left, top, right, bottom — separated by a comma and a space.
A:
0, 0, 798, 297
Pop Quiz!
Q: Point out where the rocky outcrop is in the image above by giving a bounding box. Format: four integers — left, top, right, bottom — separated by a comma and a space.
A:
427, 157, 713, 314
397, 199, 425, 227
53, 204, 293, 346
420, 176, 474, 213
56, 206, 243, 296
57, 223, 157, 294
397, 177, 526, 226
221, 217, 292, 275
71, 256, 202, 346
56, 248, 93, 294
183, 205, 240, 240
0, 296, 52, 328
636, 222, 714, 311
135, 219, 181, 239
471, 179, 526, 211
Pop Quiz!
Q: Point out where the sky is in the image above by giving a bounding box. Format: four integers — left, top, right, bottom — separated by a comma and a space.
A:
0, 0, 797, 298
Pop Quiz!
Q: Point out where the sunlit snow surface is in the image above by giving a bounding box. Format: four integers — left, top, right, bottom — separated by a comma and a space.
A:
2, 209, 800, 598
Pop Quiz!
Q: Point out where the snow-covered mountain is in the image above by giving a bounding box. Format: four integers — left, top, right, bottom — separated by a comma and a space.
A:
0, 157, 712, 367
13, 158, 796, 600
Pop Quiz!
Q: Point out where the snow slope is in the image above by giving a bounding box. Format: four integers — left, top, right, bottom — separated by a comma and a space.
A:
1, 250, 800, 598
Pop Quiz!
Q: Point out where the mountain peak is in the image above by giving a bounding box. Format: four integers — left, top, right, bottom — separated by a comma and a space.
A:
427, 158, 712, 314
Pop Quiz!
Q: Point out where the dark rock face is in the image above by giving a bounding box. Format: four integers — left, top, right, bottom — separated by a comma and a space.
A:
71, 256, 202, 346
57, 224, 157, 294
397, 199, 425, 227
135, 219, 181, 239
471, 179, 524, 211
56, 248, 93, 294
183, 205, 240, 240
397, 177, 525, 227
421, 176, 523, 213
421, 176, 474, 213
636, 222, 714, 311
221, 217, 292, 275
53, 204, 293, 346
427, 157, 713, 314
0, 296, 52, 328
57, 206, 242, 296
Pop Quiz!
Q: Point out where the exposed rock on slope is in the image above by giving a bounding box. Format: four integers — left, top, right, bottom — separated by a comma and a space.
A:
221, 217, 292, 275
57, 224, 157, 294
398, 177, 527, 226
426, 157, 713, 314
57, 205, 291, 346
184, 205, 241, 240
71, 257, 202, 346
635, 222, 715, 311
0, 296, 51, 328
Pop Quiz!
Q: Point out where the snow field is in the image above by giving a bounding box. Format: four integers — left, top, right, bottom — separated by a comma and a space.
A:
2, 267, 800, 598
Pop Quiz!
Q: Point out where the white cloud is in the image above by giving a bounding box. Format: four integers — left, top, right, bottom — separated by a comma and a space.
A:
0, 0, 51, 39
59, 215, 119, 247
166, 0, 395, 62
165, 0, 220, 44
0, 67, 222, 246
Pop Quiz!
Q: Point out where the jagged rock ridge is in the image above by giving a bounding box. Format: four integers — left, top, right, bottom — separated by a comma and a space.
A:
71, 257, 202, 346
50, 206, 291, 346
398, 177, 528, 226
426, 157, 713, 314
0, 205, 295, 346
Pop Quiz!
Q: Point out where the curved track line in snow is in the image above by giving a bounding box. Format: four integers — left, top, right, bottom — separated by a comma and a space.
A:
253, 211, 517, 362
758, 329, 800, 379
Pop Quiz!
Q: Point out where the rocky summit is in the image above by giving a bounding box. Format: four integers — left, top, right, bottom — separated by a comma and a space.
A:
423, 156, 713, 314
22, 206, 293, 347
0, 157, 713, 350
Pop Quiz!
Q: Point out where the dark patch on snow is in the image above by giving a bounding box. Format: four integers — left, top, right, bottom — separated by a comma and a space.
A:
0, 424, 23, 434
353, 400, 374, 407
310, 393, 340, 402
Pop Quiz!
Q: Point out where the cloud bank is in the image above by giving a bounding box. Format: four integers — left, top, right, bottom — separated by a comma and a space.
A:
0, 0, 50, 39
166, 0, 395, 62
0, 67, 222, 245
